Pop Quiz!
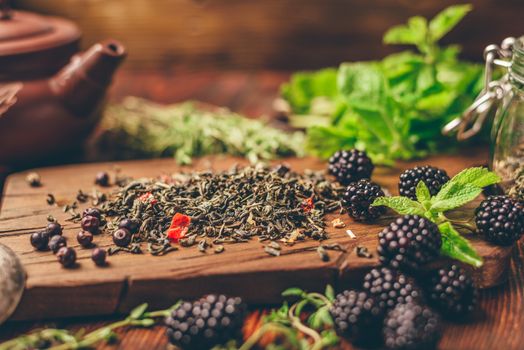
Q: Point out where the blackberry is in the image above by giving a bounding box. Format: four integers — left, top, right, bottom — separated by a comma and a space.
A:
330, 290, 385, 347
342, 179, 386, 221
398, 166, 450, 200
383, 302, 441, 350
423, 265, 477, 318
378, 215, 441, 271
363, 267, 422, 310
328, 149, 374, 186
165, 294, 246, 350
475, 195, 524, 246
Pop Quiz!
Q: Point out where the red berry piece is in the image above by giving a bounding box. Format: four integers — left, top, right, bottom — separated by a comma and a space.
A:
57, 247, 76, 268
77, 231, 94, 248
48, 235, 67, 254
30, 231, 49, 251
81, 215, 100, 234
91, 248, 107, 266
113, 228, 131, 247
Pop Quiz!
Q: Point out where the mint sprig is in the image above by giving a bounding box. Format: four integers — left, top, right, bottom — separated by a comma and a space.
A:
372, 166, 501, 267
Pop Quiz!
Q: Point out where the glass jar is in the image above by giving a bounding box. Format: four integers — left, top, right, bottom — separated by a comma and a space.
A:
443, 36, 524, 201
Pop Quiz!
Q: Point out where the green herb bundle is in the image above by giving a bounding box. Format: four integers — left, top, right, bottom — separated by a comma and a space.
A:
94, 97, 305, 165
373, 167, 501, 267
281, 4, 484, 164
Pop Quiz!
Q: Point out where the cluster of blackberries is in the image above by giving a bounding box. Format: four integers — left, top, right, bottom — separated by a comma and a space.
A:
329, 149, 387, 221
475, 195, 524, 246
165, 294, 247, 349
331, 263, 478, 349
398, 166, 450, 200
29, 208, 109, 268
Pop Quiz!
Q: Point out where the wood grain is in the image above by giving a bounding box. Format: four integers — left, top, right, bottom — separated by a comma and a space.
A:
0, 149, 512, 321
15, 0, 524, 70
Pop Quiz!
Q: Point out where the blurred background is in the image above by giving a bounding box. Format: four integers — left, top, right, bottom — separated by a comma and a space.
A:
14, 0, 524, 72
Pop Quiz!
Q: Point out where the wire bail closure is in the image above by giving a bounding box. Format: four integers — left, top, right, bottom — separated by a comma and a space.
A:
442, 37, 515, 140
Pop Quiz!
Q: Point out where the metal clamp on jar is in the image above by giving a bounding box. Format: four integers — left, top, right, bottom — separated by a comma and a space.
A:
443, 36, 524, 201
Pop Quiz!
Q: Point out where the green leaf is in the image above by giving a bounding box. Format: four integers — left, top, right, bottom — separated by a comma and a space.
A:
372, 196, 425, 215
416, 181, 431, 203
282, 287, 305, 297
325, 285, 335, 302
447, 167, 501, 189
129, 303, 148, 320
337, 62, 387, 106
430, 183, 482, 212
305, 125, 358, 159
429, 4, 472, 42
383, 16, 428, 48
439, 222, 483, 267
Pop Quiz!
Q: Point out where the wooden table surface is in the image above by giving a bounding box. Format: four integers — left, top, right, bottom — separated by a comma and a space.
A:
1, 69, 523, 350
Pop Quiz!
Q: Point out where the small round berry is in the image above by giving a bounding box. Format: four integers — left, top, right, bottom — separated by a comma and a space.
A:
95, 171, 110, 186
113, 228, 131, 247
363, 267, 422, 310
76, 231, 94, 248
398, 166, 450, 200
118, 218, 140, 234
475, 195, 524, 246
378, 215, 441, 271
46, 222, 62, 237
30, 231, 49, 251
328, 149, 374, 185
57, 247, 76, 268
91, 248, 107, 266
342, 179, 386, 221
383, 302, 441, 350
423, 264, 478, 318
82, 207, 102, 219
48, 235, 67, 254
81, 215, 100, 234
330, 290, 385, 347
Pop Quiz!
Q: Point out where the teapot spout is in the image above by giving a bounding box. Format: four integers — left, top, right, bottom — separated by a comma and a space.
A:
50, 39, 126, 117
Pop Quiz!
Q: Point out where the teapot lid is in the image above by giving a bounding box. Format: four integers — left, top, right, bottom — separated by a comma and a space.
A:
0, 2, 80, 56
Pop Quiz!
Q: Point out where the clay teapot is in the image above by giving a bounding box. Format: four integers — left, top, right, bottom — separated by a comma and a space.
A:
0, 1, 126, 167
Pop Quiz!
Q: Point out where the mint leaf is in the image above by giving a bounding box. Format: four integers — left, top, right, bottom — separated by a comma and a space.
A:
383, 16, 428, 49
448, 167, 501, 188
429, 4, 472, 42
372, 196, 425, 216
430, 183, 482, 212
416, 181, 431, 204
282, 287, 305, 297
439, 222, 483, 267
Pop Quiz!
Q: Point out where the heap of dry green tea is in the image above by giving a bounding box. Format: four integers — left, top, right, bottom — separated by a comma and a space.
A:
101, 165, 344, 255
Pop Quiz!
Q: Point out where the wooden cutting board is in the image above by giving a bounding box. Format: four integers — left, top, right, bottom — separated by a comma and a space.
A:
0, 150, 513, 321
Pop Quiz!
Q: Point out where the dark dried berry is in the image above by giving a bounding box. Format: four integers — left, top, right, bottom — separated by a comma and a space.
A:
30, 231, 49, 251
81, 215, 100, 234
118, 218, 140, 234
342, 179, 386, 221
273, 164, 290, 177
475, 195, 524, 246
378, 215, 441, 271
46, 222, 62, 237
82, 207, 102, 219
48, 235, 67, 254
26, 172, 41, 187
328, 149, 374, 186
91, 248, 107, 266
95, 171, 110, 186
398, 166, 450, 200
113, 228, 131, 247
424, 265, 478, 318
165, 294, 247, 350
57, 247, 76, 268
383, 302, 441, 350
363, 267, 422, 310
330, 290, 385, 347
76, 231, 94, 248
